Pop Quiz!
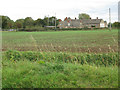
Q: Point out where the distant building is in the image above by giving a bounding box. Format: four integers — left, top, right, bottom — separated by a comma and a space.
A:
58, 17, 107, 29
118, 1, 120, 22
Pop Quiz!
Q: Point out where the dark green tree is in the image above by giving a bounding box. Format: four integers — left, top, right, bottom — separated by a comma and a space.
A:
49, 16, 55, 26
34, 18, 45, 27
112, 22, 120, 28
24, 17, 34, 28
108, 23, 112, 28
43, 16, 49, 26
2, 16, 14, 29
78, 13, 91, 19
0, 16, 2, 28
15, 19, 24, 28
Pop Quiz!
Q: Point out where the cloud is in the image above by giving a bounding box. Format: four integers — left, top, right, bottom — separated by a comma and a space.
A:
0, 0, 119, 23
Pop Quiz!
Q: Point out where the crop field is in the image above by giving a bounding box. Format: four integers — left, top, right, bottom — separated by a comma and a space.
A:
2, 29, 118, 88
2, 29, 118, 53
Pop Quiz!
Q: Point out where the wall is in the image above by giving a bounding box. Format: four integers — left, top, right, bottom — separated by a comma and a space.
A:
100, 20, 105, 28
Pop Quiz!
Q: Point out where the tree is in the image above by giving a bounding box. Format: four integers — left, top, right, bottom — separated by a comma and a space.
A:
0, 16, 2, 28
108, 23, 112, 28
112, 22, 120, 28
56, 19, 59, 26
15, 19, 24, 28
49, 16, 55, 26
34, 18, 45, 27
2, 16, 14, 29
43, 16, 49, 26
24, 17, 34, 28
78, 13, 91, 19
8, 20, 14, 29
42, 16, 59, 27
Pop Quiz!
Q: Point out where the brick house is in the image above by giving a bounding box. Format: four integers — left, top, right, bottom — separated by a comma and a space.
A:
58, 17, 107, 29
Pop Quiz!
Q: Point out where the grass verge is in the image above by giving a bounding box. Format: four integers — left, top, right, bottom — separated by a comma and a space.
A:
2, 50, 118, 88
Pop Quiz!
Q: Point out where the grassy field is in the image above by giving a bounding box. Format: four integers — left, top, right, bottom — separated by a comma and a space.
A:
2, 29, 118, 88
2, 29, 118, 53
2, 57, 118, 88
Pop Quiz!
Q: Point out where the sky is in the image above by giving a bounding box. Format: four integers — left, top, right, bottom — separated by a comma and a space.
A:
0, 0, 119, 23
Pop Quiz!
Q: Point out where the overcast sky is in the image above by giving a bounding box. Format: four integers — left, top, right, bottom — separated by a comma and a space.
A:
0, 0, 119, 23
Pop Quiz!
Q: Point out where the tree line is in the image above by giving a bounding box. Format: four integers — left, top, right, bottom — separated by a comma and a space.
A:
0, 14, 120, 30
108, 22, 120, 29
1, 16, 60, 30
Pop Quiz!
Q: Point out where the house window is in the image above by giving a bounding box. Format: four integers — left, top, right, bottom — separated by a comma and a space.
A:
91, 25, 95, 27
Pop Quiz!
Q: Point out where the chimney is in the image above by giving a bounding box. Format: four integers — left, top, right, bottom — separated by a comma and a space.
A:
64, 17, 68, 21
59, 19, 62, 22
96, 17, 98, 19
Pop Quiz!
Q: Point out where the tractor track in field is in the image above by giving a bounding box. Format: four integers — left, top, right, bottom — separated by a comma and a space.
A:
2, 45, 118, 53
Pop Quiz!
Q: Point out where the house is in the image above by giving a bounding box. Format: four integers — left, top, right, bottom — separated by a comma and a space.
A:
58, 17, 107, 29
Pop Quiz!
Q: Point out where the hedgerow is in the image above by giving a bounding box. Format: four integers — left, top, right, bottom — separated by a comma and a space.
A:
4, 50, 118, 66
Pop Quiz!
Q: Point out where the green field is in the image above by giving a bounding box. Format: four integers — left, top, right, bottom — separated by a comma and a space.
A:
2, 57, 118, 88
2, 29, 118, 53
2, 29, 118, 88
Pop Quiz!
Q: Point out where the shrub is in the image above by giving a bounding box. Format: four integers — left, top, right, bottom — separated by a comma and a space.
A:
5, 50, 22, 61
4, 50, 118, 66
22, 51, 38, 61
53, 64, 64, 71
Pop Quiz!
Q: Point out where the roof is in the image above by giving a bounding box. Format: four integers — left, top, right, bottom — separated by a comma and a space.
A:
82, 19, 102, 24
58, 18, 105, 27
70, 19, 102, 24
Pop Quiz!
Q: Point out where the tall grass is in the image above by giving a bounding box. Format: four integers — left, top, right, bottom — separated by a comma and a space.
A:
2, 58, 118, 88
4, 50, 118, 66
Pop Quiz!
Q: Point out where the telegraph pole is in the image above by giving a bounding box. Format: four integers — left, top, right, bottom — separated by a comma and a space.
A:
48, 15, 49, 26
109, 8, 111, 30
55, 13, 56, 30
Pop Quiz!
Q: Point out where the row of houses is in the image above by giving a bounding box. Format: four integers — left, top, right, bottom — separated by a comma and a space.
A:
57, 17, 107, 29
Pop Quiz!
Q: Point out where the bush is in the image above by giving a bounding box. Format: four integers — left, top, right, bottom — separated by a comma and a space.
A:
22, 51, 39, 61
4, 50, 118, 66
53, 64, 64, 71
5, 50, 22, 61
18, 28, 46, 32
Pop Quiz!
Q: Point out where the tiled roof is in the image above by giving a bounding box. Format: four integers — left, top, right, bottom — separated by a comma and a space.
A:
70, 19, 102, 24
58, 18, 106, 28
